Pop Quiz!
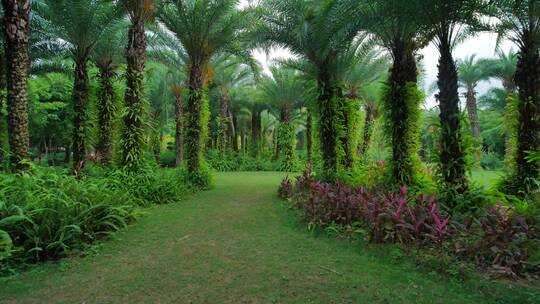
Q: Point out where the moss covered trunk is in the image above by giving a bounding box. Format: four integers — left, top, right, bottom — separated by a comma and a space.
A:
513, 34, 540, 193
174, 94, 183, 167
96, 66, 116, 165
185, 60, 209, 179
360, 103, 375, 157
231, 111, 239, 153
385, 41, 421, 186
121, 15, 146, 170
251, 110, 261, 157
317, 65, 340, 178
72, 56, 90, 173
306, 111, 313, 163
437, 40, 468, 193
217, 91, 229, 157
465, 88, 481, 139
151, 110, 161, 166
2, 0, 30, 171
277, 105, 295, 171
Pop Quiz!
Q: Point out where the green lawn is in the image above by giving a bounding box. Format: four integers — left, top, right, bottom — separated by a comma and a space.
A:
471, 169, 503, 188
1, 172, 537, 303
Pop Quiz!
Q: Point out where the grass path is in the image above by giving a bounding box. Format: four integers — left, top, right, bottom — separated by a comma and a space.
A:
0, 172, 535, 303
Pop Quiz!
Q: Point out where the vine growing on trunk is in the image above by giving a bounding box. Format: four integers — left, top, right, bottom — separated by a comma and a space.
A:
276, 122, 296, 172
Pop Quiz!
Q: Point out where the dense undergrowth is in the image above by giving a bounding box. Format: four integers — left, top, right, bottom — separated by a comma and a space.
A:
279, 168, 540, 281
204, 149, 305, 172
0, 165, 196, 275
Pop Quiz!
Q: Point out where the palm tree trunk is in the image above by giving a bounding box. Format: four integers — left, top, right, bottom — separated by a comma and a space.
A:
2, 0, 30, 171
251, 110, 261, 157
0, 50, 5, 168
174, 94, 183, 167
151, 111, 161, 166
437, 39, 468, 194
96, 66, 116, 165
217, 92, 229, 157
513, 38, 540, 193
72, 56, 90, 174
277, 105, 295, 170
306, 111, 313, 164
360, 103, 375, 157
465, 88, 481, 139
240, 128, 245, 156
387, 40, 420, 186
122, 15, 146, 170
317, 65, 340, 178
185, 61, 207, 176
337, 98, 354, 170
231, 111, 239, 153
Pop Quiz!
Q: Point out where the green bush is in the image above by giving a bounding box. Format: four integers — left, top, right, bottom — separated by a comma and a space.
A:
0, 164, 197, 274
105, 165, 192, 205
160, 150, 177, 168
0, 167, 136, 273
480, 152, 504, 170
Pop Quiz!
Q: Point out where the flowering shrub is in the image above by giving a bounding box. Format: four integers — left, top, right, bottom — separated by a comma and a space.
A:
282, 169, 539, 277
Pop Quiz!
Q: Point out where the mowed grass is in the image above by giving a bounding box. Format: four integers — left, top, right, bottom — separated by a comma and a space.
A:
471, 169, 503, 188
1, 172, 537, 303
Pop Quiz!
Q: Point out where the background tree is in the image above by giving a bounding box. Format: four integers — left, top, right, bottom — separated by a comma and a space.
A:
35, 0, 120, 173
480, 49, 518, 94
357, 83, 383, 158
210, 54, 257, 157
158, 0, 253, 186
259, 66, 310, 171
254, 0, 363, 178
457, 55, 489, 141
147, 25, 189, 167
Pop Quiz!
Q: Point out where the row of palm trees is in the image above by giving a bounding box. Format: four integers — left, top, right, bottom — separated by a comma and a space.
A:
1, 0, 538, 197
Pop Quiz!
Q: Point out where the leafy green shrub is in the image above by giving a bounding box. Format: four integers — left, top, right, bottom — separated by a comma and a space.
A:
160, 150, 177, 168
0, 164, 200, 274
0, 167, 136, 273
481, 152, 504, 170
206, 149, 302, 172
105, 165, 192, 205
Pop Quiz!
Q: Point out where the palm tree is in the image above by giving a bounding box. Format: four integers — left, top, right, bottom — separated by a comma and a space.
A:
158, 0, 253, 186
254, 0, 363, 178
418, 0, 487, 194
363, 0, 426, 186
1, 0, 30, 171
480, 49, 518, 94
92, 22, 127, 165
147, 25, 188, 167
342, 47, 389, 159
35, 0, 121, 174
457, 55, 489, 140
358, 83, 382, 158
119, 0, 155, 171
242, 88, 267, 158
210, 54, 258, 157
145, 64, 173, 165
259, 66, 312, 170
493, 0, 540, 195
